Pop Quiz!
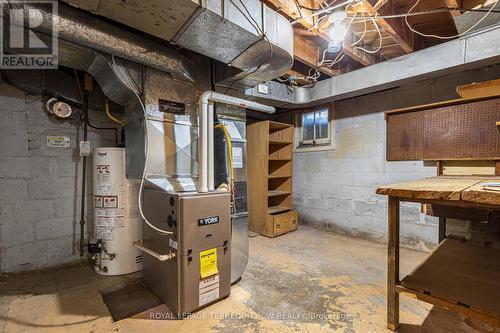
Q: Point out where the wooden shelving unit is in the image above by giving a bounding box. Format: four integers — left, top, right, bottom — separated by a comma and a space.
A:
247, 120, 298, 238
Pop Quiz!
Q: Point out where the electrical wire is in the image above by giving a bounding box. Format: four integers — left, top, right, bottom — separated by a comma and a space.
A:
351, 11, 367, 46
294, 0, 304, 18
215, 124, 234, 189
73, 70, 119, 147
292, 0, 354, 23
223, 0, 273, 94
234, 0, 263, 34
350, 8, 450, 20
109, 55, 173, 236
405, 0, 500, 39
286, 0, 500, 86
354, 17, 382, 54
308, 14, 329, 31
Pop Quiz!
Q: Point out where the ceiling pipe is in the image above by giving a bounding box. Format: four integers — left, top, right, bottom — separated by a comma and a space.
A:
198, 91, 276, 193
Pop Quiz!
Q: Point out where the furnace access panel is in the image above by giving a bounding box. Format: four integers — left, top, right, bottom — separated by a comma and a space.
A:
142, 187, 231, 317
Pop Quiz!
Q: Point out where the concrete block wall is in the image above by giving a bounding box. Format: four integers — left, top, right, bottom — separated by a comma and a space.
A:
290, 65, 500, 249
0, 82, 119, 273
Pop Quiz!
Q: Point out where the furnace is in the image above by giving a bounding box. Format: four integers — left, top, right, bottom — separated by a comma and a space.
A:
138, 185, 231, 316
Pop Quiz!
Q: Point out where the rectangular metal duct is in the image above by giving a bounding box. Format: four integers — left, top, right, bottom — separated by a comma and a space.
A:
61, 0, 201, 41
245, 24, 500, 108
61, 0, 294, 89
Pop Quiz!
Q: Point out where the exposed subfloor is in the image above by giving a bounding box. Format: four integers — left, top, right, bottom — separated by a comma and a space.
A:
0, 225, 496, 333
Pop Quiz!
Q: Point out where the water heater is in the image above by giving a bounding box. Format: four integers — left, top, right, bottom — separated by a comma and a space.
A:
91, 147, 143, 275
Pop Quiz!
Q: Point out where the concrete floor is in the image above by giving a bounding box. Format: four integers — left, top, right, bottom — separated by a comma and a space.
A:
0, 225, 496, 333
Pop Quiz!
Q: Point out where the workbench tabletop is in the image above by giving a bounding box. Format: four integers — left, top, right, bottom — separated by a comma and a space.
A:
462, 181, 500, 206
376, 176, 500, 203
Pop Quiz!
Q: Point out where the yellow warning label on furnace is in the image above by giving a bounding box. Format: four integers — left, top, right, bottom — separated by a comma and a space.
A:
200, 248, 218, 278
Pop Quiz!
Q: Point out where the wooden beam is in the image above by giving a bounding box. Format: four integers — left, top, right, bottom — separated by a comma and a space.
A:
262, 0, 377, 67
457, 79, 500, 99
282, 69, 313, 85
293, 33, 345, 76
374, 0, 390, 10
315, 29, 376, 66
387, 196, 400, 331
365, 0, 414, 53
444, 0, 463, 16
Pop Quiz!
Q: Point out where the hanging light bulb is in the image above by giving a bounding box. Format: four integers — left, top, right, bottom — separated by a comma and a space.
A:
326, 8, 348, 53
329, 23, 347, 40
327, 22, 347, 53
328, 10, 347, 24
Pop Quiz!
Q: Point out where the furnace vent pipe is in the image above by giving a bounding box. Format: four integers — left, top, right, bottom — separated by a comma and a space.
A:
198, 91, 276, 193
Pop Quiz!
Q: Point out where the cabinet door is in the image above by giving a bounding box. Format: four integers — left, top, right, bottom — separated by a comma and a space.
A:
273, 211, 298, 236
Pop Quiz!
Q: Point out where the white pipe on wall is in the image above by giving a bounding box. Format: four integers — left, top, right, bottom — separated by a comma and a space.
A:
208, 102, 215, 191
198, 91, 275, 193
199, 93, 210, 193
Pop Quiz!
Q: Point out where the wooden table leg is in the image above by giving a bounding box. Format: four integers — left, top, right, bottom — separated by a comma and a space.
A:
388, 196, 400, 331
438, 217, 446, 242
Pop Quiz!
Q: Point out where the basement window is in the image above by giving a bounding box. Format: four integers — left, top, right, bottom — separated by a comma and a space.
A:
294, 105, 335, 152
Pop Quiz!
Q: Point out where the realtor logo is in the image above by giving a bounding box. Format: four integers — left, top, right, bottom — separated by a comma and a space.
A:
0, 0, 58, 68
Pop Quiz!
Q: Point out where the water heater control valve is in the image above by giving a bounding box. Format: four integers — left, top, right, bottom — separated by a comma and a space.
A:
87, 238, 102, 254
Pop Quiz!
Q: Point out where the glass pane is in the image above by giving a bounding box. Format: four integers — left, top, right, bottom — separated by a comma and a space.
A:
315, 110, 329, 139
302, 112, 315, 141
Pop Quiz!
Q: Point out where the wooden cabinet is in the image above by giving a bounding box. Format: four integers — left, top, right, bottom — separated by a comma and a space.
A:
247, 120, 298, 237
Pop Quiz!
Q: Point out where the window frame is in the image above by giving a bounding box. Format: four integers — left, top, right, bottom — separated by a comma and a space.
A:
294, 104, 335, 153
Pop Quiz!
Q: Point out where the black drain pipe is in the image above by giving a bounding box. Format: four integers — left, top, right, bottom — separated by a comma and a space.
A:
79, 89, 89, 257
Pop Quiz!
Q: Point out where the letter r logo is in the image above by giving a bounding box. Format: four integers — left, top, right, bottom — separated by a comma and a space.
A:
9, 8, 47, 49
2, 1, 54, 54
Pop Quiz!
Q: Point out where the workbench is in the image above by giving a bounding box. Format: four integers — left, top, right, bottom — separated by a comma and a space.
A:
376, 176, 500, 331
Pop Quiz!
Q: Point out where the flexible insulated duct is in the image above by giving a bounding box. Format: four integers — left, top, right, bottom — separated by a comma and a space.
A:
61, 0, 294, 89
2, 1, 195, 83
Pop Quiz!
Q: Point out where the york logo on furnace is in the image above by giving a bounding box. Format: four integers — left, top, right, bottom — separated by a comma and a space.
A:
198, 216, 220, 226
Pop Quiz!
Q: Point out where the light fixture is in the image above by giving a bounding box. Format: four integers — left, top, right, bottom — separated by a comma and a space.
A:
46, 98, 73, 119
328, 10, 347, 23
327, 22, 347, 53
326, 8, 348, 53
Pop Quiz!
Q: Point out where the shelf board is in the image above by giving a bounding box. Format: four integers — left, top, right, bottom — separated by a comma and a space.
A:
268, 190, 291, 197
268, 174, 292, 179
269, 121, 291, 130
400, 238, 500, 319
269, 140, 293, 145
268, 206, 290, 214
269, 158, 292, 161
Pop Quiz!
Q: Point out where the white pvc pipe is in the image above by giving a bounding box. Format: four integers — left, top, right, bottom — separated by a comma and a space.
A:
133, 241, 176, 261
198, 91, 275, 193
199, 94, 209, 193
208, 102, 215, 191
208, 91, 276, 114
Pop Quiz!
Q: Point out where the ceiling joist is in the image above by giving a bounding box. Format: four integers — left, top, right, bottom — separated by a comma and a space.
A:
365, 0, 414, 53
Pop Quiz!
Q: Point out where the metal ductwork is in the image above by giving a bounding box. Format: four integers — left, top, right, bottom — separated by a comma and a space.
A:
245, 24, 500, 108
453, 2, 500, 34
61, 0, 294, 89
2, 1, 195, 83
0, 42, 140, 109
1, 68, 81, 104
3, 38, 141, 107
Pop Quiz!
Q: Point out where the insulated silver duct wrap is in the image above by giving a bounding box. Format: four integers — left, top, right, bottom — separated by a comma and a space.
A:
14, 2, 195, 82
61, 0, 294, 89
